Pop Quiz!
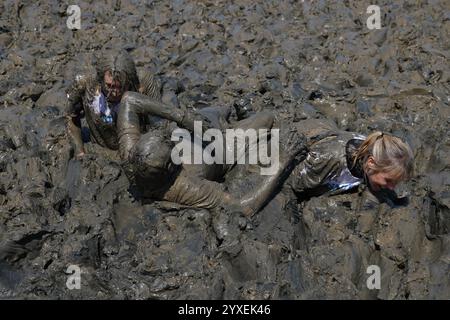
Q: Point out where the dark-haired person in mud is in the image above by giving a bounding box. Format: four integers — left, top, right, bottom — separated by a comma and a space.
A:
65, 50, 188, 158
285, 119, 414, 206
65, 50, 306, 217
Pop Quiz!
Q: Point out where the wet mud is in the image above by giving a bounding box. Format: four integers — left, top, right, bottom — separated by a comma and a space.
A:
0, 0, 449, 299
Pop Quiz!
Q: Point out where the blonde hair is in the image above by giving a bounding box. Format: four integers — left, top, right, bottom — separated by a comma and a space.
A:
352, 131, 414, 181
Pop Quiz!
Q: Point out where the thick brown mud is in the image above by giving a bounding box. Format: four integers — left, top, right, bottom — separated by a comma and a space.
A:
0, 0, 449, 299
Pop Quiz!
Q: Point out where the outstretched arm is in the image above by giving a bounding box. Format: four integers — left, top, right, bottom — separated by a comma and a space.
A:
120, 91, 212, 131
118, 91, 213, 160
67, 115, 85, 157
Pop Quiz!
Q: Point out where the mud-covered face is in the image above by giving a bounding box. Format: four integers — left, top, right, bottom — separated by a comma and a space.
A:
103, 71, 127, 103
365, 157, 402, 191
367, 171, 400, 192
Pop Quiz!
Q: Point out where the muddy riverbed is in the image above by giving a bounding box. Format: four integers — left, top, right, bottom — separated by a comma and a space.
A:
0, 0, 449, 299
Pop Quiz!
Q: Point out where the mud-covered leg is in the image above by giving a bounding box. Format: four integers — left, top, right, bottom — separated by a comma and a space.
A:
229, 111, 274, 131
222, 129, 307, 217
157, 129, 306, 217
221, 112, 274, 174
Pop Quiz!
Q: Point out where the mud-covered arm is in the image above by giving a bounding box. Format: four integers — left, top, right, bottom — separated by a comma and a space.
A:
236, 130, 308, 217
287, 149, 341, 194
65, 74, 91, 156
121, 91, 212, 130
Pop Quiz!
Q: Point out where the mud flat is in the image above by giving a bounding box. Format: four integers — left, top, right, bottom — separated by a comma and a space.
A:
0, 0, 449, 299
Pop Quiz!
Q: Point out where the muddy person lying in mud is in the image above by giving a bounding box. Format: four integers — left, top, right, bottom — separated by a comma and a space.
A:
65, 50, 414, 217
65, 50, 308, 217
284, 119, 414, 206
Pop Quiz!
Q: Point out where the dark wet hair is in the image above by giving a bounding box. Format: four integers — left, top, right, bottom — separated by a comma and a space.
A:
139, 72, 161, 100
96, 50, 139, 94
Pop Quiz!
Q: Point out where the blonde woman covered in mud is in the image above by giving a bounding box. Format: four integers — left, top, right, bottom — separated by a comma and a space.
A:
287, 119, 414, 205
